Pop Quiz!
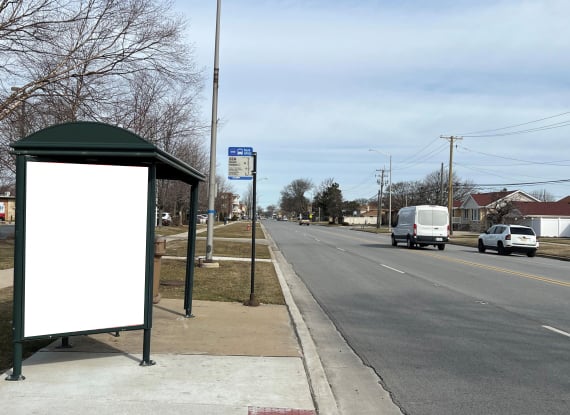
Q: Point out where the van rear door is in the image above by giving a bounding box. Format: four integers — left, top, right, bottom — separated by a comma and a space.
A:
417, 209, 448, 241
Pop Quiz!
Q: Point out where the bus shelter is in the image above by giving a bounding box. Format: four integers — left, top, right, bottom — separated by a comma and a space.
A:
7, 121, 205, 380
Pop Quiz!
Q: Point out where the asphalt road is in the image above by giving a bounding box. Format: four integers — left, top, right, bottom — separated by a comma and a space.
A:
264, 221, 570, 415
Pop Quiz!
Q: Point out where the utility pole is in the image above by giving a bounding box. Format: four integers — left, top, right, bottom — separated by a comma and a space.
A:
440, 162, 444, 205
376, 168, 385, 229
440, 135, 462, 235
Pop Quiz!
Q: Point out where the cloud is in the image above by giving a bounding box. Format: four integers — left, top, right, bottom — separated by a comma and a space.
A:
177, 0, 570, 203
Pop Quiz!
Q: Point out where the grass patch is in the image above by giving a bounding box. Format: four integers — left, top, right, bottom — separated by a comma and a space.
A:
155, 222, 263, 239
211, 222, 265, 239
0, 239, 14, 270
155, 225, 190, 236
165, 239, 271, 259
159, 259, 284, 305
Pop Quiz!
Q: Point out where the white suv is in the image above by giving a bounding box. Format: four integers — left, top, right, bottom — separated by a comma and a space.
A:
478, 224, 538, 257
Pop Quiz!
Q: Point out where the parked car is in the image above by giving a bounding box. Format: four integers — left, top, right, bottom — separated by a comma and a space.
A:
478, 224, 538, 257
197, 214, 208, 224
161, 212, 172, 226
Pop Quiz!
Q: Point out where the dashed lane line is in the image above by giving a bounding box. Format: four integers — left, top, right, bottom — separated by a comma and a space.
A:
542, 325, 570, 338
380, 264, 405, 274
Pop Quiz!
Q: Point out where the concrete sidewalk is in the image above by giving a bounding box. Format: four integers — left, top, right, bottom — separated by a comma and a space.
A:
0, 298, 316, 414
0, 222, 324, 414
0, 268, 11, 290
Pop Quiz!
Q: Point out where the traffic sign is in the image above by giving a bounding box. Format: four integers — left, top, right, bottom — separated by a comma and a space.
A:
228, 147, 254, 180
228, 147, 253, 157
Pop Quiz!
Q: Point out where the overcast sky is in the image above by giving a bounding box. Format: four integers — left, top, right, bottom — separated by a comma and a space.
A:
174, 0, 570, 207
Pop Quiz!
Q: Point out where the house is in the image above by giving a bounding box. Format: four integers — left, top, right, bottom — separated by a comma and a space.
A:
457, 190, 540, 232
0, 192, 16, 222
457, 190, 570, 237
508, 199, 570, 237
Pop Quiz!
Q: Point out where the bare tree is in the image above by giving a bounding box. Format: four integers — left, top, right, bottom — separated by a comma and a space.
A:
0, 0, 207, 191
529, 189, 555, 202
1, 0, 197, 119
486, 193, 515, 225
279, 178, 313, 216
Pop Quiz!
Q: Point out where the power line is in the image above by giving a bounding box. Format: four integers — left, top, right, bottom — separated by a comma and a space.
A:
455, 178, 570, 187
463, 120, 570, 137
457, 111, 570, 136
461, 147, 570, 166
396, 137, 441, 165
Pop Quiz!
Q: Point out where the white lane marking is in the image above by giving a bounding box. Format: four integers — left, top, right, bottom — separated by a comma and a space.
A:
336, 248, 346, 252
380, 264, 405, 274
542, 325, 570, 338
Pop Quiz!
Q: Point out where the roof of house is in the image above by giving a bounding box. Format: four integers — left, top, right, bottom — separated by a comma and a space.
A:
464, 190, 544, 208
469, 190, 517, 206
512, 201, 570, 217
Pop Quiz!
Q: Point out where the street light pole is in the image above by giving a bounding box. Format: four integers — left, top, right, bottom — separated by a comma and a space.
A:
205, 0, 221, 264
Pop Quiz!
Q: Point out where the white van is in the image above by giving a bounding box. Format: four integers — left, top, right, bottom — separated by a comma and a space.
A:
391, 205, 449, 250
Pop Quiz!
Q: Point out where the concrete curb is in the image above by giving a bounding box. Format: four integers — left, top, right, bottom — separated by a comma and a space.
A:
263, 224, 340, 415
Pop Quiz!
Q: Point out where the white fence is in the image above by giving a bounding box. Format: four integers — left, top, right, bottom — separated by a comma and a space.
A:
525, 217, 570, 237
341, 216, 379, 226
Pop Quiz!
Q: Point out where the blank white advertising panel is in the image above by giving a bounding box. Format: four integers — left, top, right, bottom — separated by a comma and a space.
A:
24, 161, 149, 338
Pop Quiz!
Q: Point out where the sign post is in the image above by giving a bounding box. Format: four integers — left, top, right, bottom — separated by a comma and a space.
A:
227, 147, 258, 306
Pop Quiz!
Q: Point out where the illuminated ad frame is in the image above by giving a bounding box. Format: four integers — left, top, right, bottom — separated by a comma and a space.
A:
22, 160, 151, 337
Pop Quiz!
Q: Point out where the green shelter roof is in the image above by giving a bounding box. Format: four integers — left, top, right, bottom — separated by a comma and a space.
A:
11, 121, 206, 185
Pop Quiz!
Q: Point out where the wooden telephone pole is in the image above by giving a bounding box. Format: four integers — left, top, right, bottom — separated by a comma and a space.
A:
440, 135, 462, 235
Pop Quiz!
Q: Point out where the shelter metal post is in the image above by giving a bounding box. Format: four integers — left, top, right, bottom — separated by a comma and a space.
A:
6, 155, 27, 381
141, 165, 156, 367
184, 183, 200, 317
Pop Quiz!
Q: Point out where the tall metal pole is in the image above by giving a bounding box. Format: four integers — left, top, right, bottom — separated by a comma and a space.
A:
205, 0, 221, 263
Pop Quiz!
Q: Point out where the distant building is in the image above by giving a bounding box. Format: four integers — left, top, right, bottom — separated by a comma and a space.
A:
0, 192, 16, 222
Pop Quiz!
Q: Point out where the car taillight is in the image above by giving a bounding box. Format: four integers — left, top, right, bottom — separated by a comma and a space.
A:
413, 223, 417, 236
505, 234, 511, 240
447, 225, 450, 237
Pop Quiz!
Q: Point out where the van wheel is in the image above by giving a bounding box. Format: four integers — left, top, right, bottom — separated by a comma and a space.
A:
437, 244, 445, 251
391, 235, 397, 246
527, 250, 536, 257
478, 240, 486, 253
406, 237, 414, 249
